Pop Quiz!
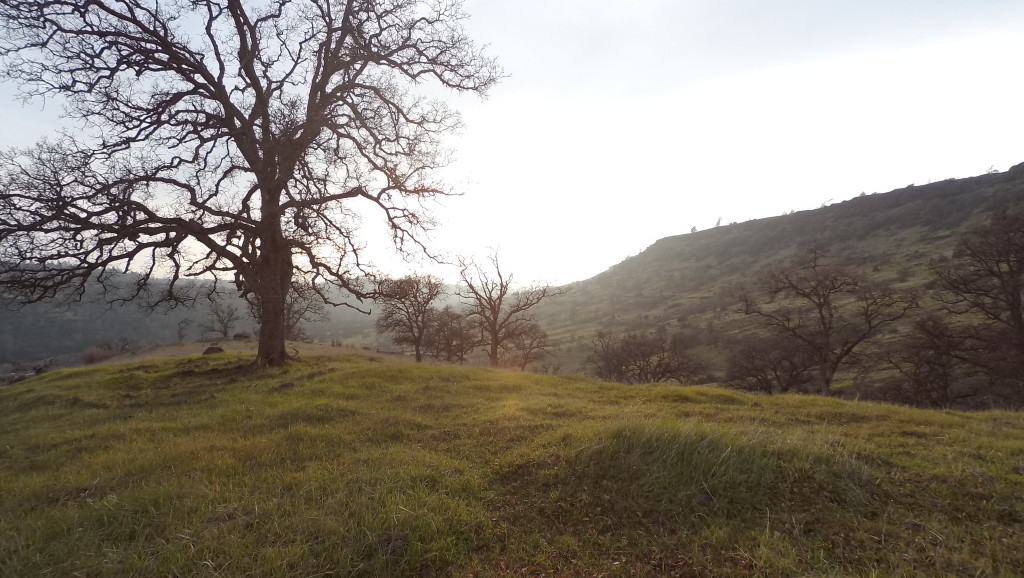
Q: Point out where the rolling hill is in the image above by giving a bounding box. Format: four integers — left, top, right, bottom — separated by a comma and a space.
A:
536, 163, 1024, 376
2, 349, 1023, 576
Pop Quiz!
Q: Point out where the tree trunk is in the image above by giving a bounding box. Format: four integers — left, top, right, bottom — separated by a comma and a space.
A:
257, 291, 288, 366
254, 221, 292, 367
489, 333, 500, 367
818, 364, 831, 396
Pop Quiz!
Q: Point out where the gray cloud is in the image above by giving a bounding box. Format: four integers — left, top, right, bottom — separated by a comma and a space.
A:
465, 0, 1024, 92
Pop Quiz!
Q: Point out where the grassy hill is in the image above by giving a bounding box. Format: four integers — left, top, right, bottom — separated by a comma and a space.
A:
538, 164, 1024, 344
2, 350, 1022, 576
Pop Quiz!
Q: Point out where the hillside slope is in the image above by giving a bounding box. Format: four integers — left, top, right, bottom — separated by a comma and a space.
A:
2, 352, 1022, 576
539, 163, 1024, 342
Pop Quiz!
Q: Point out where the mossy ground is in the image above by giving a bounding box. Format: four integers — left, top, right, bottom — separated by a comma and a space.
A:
1, 350, 1022, 576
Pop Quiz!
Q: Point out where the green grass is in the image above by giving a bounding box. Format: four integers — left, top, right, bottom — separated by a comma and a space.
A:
2, 352, 1023, 576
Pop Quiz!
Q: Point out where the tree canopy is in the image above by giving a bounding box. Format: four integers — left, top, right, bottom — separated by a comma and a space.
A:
0, 0, 500, 365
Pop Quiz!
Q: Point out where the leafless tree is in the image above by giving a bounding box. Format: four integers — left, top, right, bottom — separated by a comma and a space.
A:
458, 255, 563, 367
936, 207, 1024, 334
176, 318, 194, 344
586, 330, 704, 385
375, 274, 444, 362
587, 331, 628, 383
880, 314, 984, 408
500, 321, 551, 370
933, 206, 1024, 403
283, 281, 329, 342
725, 334, 814, 394
738, 245, 918, 395
0, 0, 500, 366
424, 305, 476, 363
200, 298, 242, 339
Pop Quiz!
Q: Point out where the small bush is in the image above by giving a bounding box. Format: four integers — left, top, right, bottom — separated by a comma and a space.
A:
232, 332, 251, 340
81, 347, 119, 365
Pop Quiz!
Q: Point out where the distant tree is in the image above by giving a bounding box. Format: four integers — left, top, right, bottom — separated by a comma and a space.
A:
176, 318, 194, 344
738, 245, 918, 395
424, 305, 477, 364
587, 330, 704, 385
283, 283, 330, 342
200, 298, 241, 339
933, 206, 1024, 404
880, 314, 983, 408
376, 275, 445, 362
725, 334, 814, 394
500, 321, 552, 370
459, 255, 564, 367
0, 0, 500, 367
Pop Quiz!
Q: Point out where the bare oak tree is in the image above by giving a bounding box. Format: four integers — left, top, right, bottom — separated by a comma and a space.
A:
933, 206, 1024, 403
738, 245, 918, 395
881, 314, 983, 408
725, 334, 813, 394
200, 297, 242, 339
458, 255, 563, 367
424, 304, 476, 363
587, 330, 704, 385
500, 321, 551, 370
0, 0, 500, 366
375, 274, 443, 362
935, 207, 1024, 334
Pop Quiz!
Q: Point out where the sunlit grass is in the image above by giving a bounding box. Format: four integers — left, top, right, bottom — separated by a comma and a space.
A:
1, 352, 1022, 576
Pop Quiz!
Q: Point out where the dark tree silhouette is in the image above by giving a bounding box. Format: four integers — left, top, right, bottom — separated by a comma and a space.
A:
934, 206, 1024, 403
935, 208, 1024, 334
458, 255, 563, 367
375, 274, 444, 362
500, 321, 551, 370
725, 334, 814, 394
881, 314, 983, 408
0, 0, 500, 366
586, 330, 704, 385
424, 305, 476, 363
738, 245, 918, 395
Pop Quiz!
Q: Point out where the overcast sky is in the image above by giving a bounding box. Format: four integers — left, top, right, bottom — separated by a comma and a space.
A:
421, 0, 1024, 284
3, 1, 1024, 286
